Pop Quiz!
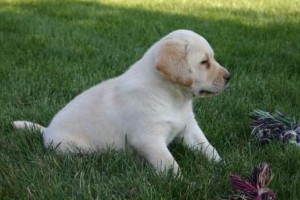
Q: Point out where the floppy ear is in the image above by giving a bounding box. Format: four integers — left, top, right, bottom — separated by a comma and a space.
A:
155, 39, 193, 87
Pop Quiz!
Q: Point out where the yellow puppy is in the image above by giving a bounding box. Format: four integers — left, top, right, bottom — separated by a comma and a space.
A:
13, 29, 230, 175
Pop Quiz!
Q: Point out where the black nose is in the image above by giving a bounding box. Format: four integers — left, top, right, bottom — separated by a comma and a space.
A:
224, 73, 231, 84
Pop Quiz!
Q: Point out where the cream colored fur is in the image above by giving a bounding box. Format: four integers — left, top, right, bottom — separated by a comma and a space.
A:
13, 29, 230, 175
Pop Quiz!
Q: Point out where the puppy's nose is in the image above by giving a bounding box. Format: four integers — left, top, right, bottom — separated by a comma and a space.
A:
224, 73, 231, 84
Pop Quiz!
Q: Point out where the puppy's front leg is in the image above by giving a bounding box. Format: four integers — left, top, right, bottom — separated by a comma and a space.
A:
128, 128, 180, 175
140, 142, 180, 175
180, 116, 221, 161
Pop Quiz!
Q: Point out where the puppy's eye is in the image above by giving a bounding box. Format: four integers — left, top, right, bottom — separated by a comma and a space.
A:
200, 60, 210, 69
201, 60, 208, 65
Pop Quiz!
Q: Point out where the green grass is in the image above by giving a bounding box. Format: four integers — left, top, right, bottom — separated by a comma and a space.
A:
1, 0, 300, 199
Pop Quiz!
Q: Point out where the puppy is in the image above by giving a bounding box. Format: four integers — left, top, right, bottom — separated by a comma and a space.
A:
13, 29, 230, 175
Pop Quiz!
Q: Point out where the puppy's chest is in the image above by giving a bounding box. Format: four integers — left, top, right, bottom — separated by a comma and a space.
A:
165, 111, 188, 144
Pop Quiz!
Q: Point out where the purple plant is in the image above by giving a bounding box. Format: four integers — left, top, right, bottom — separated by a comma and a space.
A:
249, 110, 300, 146
224, 163, 276, 200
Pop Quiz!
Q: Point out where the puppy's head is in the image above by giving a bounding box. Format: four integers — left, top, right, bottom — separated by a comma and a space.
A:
155, 30, 230, 97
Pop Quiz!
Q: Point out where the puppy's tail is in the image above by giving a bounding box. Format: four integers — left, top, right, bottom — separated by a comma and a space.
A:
12, 120, 46, 133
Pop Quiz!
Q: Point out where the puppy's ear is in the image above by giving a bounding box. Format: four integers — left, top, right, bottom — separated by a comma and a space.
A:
155, 39, 193, 87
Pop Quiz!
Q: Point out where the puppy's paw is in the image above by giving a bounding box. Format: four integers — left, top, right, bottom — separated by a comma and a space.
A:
208, 148, 221, 162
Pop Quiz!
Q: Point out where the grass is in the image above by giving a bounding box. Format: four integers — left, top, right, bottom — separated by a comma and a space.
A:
0, 0, 300, 199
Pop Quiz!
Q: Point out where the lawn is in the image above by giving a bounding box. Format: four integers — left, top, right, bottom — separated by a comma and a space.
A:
0, 0, 300, 199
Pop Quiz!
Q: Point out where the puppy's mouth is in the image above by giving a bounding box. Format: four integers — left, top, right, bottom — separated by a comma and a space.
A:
192, 83, 228, 98
196, 87, 225, 97
191, 90, 217, 98
199, 90, 217, 95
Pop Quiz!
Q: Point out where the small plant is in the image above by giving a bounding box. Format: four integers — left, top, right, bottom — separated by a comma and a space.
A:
249, 110, 300, 146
